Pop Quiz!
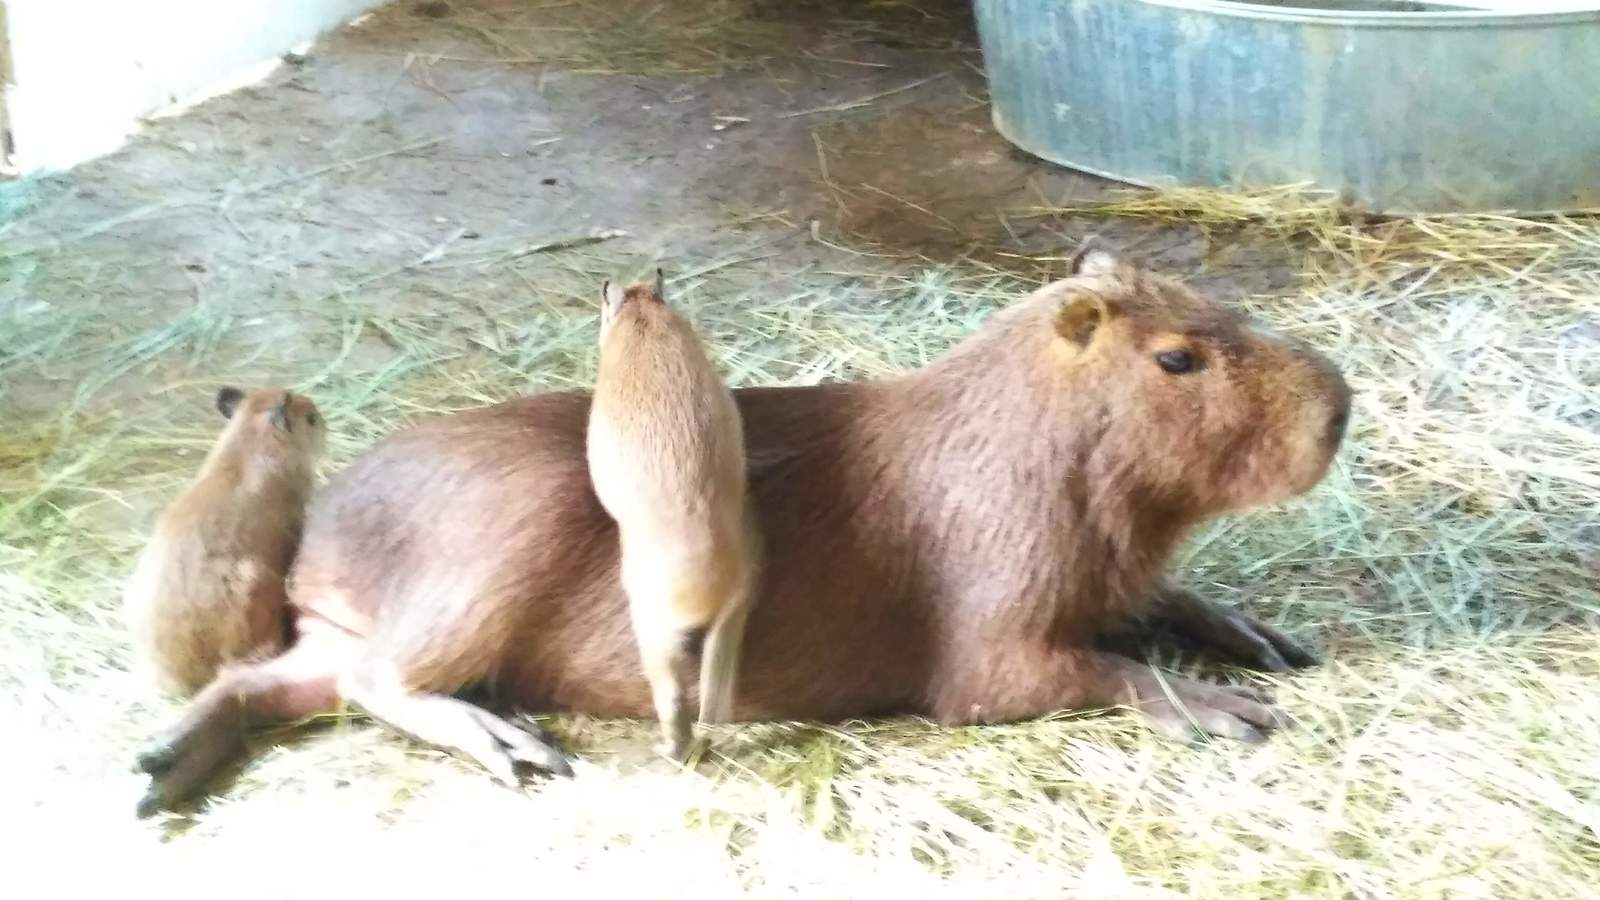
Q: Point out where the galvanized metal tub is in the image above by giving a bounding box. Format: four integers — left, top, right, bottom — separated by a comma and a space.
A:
972, 0, 1600, 214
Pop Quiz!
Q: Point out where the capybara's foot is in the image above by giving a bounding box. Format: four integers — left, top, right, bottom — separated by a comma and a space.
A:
131, 637, 347, 819
466, 705, 575, 781
342, 669, 573, 786
132, 726, 245, 819
1112, 660, 1286, 743
654, 709, 695, 763
637, 625, 698, 764
1158, 587, 1321, 673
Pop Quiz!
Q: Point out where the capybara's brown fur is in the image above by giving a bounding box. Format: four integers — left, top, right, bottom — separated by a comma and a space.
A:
588, 271, 758, 758
133, 246, 1351, 815
123, 387, 325, 696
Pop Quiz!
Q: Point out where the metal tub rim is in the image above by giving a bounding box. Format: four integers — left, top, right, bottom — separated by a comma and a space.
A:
1140, 1, 1600, 28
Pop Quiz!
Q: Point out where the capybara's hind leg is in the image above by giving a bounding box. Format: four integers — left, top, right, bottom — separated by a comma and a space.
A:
1154, 585, 1320, 672
634, 618, 697, 761
340, 664, 572, 784
134, 634, 342, 818
697, 591, 751, 725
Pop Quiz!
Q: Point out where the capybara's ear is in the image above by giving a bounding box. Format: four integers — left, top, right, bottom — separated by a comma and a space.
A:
269, 392, 292, 432
601, 280, 627, 318
1054, 292, 1112, 349
654, 267, 666, 301
1069, 239, 1120, 278
215, 387, 245, 419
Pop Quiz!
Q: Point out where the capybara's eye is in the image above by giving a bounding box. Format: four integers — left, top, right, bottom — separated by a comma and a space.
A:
1156, 350, 1195, 374
307, 413, 320, 427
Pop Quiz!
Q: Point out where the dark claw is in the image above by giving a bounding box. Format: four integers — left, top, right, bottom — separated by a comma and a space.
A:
508, 742, 574, 779
134, 789, 164, 820
1249, 638, 1293, 674
1220, 684, 1271, 704
1249, 617, 1321, 671
501, 715, 572, 777
1276, 636, 1321, 670
479, 714, 574, 779
1162, 587, 1323, 673
512, 717, 558, 743
134, 745, 176, 776
1236, 724, 1268, 745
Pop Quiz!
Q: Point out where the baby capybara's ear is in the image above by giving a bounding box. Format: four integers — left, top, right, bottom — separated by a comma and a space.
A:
600, 280, 627, 318
215, 387, 245, 419
268, 392, 292, 432
1069, 239, 1121, 278
653, 267, 666, 301
1054, 293, 1114, 350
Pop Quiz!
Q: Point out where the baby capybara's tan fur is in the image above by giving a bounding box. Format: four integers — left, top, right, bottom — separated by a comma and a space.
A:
132, 246, 1351, 816
123, 387, 325, 696
588, 271, 758, 759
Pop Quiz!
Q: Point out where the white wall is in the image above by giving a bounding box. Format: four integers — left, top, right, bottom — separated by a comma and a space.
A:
2, 0, 388, 174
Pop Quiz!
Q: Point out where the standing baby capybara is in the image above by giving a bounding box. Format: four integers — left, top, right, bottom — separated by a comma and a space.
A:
131, 244, 1352, 817
587, 270, 759, 760
123, 387, 325, 697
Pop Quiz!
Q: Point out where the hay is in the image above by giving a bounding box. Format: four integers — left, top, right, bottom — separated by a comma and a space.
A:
363, 0, 792, 78
357, 0, 967, 83
3, 178, 1600, 896
1023, 183, 1352, 235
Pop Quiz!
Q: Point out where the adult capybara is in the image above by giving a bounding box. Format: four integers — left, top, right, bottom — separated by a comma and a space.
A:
132, 246, 1350, 816
588, 270, 760, 760
123, 387, 325, 697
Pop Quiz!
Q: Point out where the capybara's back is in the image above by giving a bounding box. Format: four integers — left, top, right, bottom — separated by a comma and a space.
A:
124, 387, 326, 695
587, 272, 757, 758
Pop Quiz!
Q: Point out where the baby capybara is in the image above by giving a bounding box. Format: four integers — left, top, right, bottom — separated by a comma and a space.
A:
123, 387, 325, 696
587, 270, 759, 760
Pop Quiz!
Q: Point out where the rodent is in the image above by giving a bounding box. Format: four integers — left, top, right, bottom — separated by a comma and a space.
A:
586, 270, 759, 760
122, 386, 325, 697
131, 244, 1351, 816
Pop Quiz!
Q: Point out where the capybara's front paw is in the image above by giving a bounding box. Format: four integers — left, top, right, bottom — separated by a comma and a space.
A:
1224, 607, 1320, 673
1116, 664, 1287, 744
1159, 587, 1321, 673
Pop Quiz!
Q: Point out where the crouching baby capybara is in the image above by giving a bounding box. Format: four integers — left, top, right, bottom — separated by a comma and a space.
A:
123, 387, 325, 698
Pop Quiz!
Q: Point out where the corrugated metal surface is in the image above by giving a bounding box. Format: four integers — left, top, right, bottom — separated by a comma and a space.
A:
973, 1, 1600, 213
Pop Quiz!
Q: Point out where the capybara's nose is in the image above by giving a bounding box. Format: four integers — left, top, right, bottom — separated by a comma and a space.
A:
1327, 404, 1350, 447
1297, 345, 1352, 451
1324, 374, 1353, 448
